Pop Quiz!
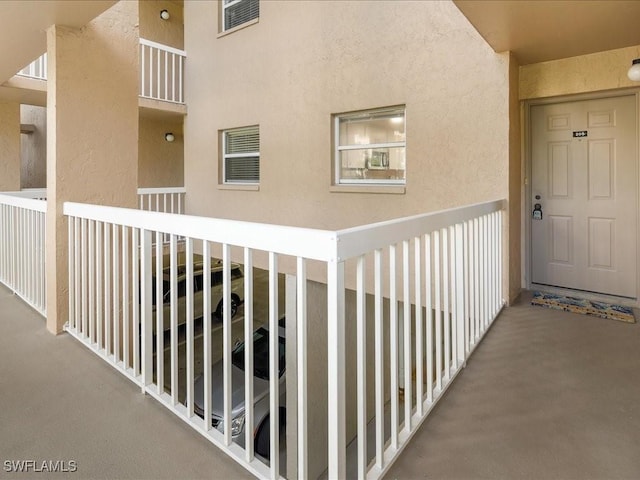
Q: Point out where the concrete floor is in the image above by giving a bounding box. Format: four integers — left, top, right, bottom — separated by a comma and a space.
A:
2, 286, 640, 480
385, 292, 640, 480
0, 284, 253, 480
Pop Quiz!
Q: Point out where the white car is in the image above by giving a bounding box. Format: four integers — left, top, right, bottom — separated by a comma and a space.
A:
152, 256, 244, 331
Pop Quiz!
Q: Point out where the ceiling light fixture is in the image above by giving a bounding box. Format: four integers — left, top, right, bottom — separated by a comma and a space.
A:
165, 132, 175, 142
627, 58, 640, 81
160, 9, 170, 20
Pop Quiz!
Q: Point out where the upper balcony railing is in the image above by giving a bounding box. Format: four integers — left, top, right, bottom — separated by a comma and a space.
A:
139, 38, 185, 104
137, 186, 186, 214
16, 54, 48, 81
12, 39, 186, 106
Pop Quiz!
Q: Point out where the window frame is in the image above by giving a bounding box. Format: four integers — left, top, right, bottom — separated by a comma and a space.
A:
221, 125, 260, 185
221, 0, 260, 33
333, 106, 406, 186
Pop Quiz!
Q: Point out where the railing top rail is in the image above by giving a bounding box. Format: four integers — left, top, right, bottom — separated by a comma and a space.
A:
64, 201, 336, 262
0, 193, 47, 212
139, 37, 186, 57
9, 188, 47, 198
335, 199, 506, 260
65, 198, 507, 263
137, 186, 186, 195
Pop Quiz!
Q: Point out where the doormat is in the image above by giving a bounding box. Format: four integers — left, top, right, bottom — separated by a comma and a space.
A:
531, 291, 636, 324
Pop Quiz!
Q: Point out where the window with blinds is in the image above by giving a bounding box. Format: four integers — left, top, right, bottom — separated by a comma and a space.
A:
222, 0, 259, 32
222, 126, 260, 184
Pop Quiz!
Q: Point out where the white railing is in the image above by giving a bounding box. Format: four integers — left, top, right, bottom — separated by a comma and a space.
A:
139, 38, 185, 104
16, 53, 47, 81
63, 198, 505, 480
0, 192, 47, 316
137, 187, 186, 214
14, 188, 47, 200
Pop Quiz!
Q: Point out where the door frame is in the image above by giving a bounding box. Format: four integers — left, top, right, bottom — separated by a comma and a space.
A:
523, 89, 640, 306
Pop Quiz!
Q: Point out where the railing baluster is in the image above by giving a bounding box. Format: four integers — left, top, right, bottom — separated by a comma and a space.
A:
132, 228, 139, 376
68, 217, 75, 331
268, 251, 279, 479
141, 229, 153, 389
464, 221, 470, 355
164, 50, 169, 101
483, 215, 489, 330
156, 231, 165, 395
113, 224, 120, 362
389, 244, 399, 450
356, 254, 366, 479
473, 218, 480, 342
442, 227, 450, 380
81, 218, 88, 336
223, 243, 232, 446
455, 223, 465, 365
122, 226, 130, 368
186, 237, 194, 417
104, 223, 111, 354
203, 241, 212, 430
414, 236, 423, 416
171, 53, 176, 102
402, 240, 411, 432
450, 225, 457, 369
170, 234, 178, 405
244, 248, 255, 460
156, 46, 160, 100
434, 230, 442, 392
327, 257, 346, 480
296, 255, 307, 476
89, 220, 95, 343
140, 44, 146, 97
96, 222, 103, 349
425, 233, 433, 403
179, 55, 183, 103
374, 248, 384, 469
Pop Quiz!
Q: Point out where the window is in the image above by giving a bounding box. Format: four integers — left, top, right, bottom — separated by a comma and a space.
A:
334, 106, 406, 185
222, 126, 260, 184
222, 0, 259, 32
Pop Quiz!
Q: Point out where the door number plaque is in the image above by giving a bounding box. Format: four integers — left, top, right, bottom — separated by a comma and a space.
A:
573, 130, 588, 138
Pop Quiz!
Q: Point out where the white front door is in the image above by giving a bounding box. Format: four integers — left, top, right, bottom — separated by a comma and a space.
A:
531, 95, 637, 298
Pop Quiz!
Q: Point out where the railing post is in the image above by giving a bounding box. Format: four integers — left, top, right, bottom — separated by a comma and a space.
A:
455, 223, 465, 365
296, 257, 308, 479
140, 229, 152, 391
327, 256, 346, 479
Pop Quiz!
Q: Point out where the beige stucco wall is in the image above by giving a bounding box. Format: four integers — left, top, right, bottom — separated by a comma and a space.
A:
139, 0, 183, 49
0, 102, 20, 191
46, 1, 139, 333
184, 1, 513, 288
20, 104, 47, 189
138, 115, 184, 187
520, 44, 640, 100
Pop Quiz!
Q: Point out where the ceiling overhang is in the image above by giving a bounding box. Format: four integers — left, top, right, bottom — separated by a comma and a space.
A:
453, 0, 640, 65
0, 1, 116, 84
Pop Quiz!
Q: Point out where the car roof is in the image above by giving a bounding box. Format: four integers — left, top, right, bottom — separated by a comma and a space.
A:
160, 261, 242, 279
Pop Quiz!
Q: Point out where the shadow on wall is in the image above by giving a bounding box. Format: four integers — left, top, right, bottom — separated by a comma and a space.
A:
20, 104, 46, 189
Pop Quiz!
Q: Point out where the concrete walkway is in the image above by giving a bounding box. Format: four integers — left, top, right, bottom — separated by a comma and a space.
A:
3, 284, 640, 480
384, 292, 640, 480
0, 285, 253, 480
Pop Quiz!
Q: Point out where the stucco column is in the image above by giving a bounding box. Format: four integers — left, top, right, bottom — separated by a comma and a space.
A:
46, 2, 139, 333
0, 102, 21, 191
